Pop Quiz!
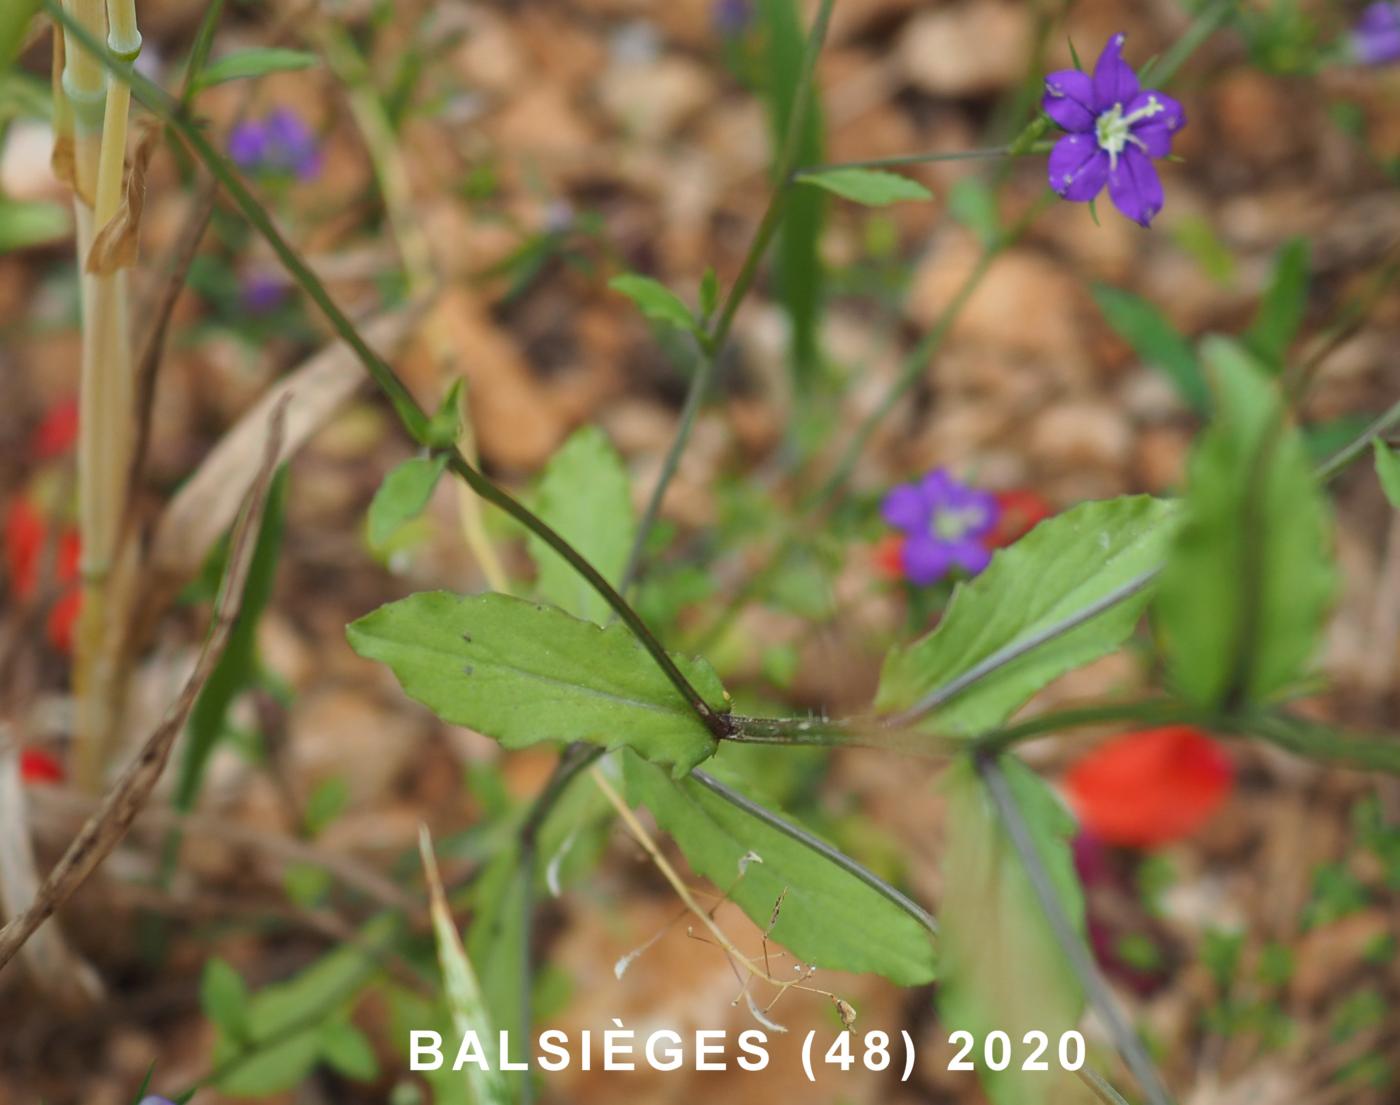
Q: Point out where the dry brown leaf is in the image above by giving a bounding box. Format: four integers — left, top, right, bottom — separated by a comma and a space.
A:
85, 119, 159, 275
146, 305, 420, 587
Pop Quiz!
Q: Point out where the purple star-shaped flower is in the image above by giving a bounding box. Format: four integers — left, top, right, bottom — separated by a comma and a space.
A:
881, 469, 1000, 586
1353, 3, 1400, 66
1042, 34, 1186, 227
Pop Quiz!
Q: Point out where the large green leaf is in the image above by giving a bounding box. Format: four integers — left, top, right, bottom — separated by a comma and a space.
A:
623, 752, 937, 985
876, 496, 1176, 736
348, 592, 724, 774
528, 427, 634, 623
1092, 284, 1208, 413
1155, 338, 1334, 707
938, 757, 1085, 1105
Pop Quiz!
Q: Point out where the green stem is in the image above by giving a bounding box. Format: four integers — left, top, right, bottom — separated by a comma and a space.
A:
977, 753, 1175, 1105
1313, 395, 1400, 485
796, 146, 1012, 176
620, 0, 836, 591
43, 0, 726, 740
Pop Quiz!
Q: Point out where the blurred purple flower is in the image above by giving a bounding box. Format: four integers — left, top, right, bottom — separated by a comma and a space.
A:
1353, 3, 1400, 65
1042, 33, 1186, 227
228, 108, 322, 181
713, 0, 753, 36
880, 469, 999, 586
137, 1097, 177, 1105
240, 271, 289, 314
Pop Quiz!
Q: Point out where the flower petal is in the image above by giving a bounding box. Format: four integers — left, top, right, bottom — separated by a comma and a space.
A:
947, 537, 992, 576
1107, 145, 1164, 226
1066, 727, 1233, 848
1092, 32, 1139, 109
1126, 90, 1186, 157
901, 535, 954, 585
1047, 133, 1109, 202
881, 484, 928, 532
1042, 68, 1096, 132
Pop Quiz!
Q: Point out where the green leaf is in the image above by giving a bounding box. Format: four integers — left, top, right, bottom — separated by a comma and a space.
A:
1155, 337, 1335, 707
699, 267, 719, 320
1374, 440, 1400, 511
1244, 237, 1309, 371
0, 199, 71, 252
608, 274, 698, 334
201, 958, 250, 1041
421, 830, 513, 1105
876, 496, 1176, 736
1092, 285, 1208, 413
319, 1020, 379, 1082
528, 427, 634, 624
368, 454, 448, 552
425, 378, 464, 449
0, 0, 38, 70
176, 469, 287, 814
623, 751, 936, 985
798, 167, 933, 206
218, 1029, 323, 1096
348, 592, 725, 774
193, 48, 319, 90
938, 757, 1085, 1105
758, 0, 825, 382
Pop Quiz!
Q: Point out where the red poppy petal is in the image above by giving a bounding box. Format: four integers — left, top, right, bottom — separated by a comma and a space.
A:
988, 489, 1054, 549
1066, 726, 1234, 848
4, 498, 47, 599
873, 534, 907, 581
30, 398, 80, 460
47, 588, 82, 654
20, 747, 66, 784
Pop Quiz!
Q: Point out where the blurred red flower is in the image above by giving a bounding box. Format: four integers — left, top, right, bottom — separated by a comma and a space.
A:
4, 497, 83, 654
988, 488, 1053, 548
30, 398, 79, 460
19, 747, 65, 785
1065, 725, 1234, 848
873, 533, 907, 581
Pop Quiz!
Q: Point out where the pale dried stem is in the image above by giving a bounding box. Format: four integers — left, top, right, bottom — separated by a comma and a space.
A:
589, 767, 843, 1024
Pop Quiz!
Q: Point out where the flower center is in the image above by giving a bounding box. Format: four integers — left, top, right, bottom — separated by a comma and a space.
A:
1094, 95, 1166, 169
932, 505, 983, 542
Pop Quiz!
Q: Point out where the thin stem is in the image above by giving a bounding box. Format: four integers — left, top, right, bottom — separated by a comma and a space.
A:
44, 0, 726, 740
620, 0, 836, 591
689, 769, 939, 936
977, 753, 1175, 1105
1138, 0, 1235, 88
795, 146, 1011, 175
1313, 395, 1400, 485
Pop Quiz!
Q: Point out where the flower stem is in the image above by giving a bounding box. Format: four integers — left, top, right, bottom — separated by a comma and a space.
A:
795, 146, 1013, 175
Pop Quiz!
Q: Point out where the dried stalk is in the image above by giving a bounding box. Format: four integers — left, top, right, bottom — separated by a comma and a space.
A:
0, 402, 286, 976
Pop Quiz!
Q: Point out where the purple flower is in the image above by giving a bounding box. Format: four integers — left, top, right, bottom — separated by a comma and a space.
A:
240, 271, 289, 314
227, 109, 322, 181
713, 0, 753, 36
1042, 34, 1186, 227
880, 469, 1000, 586
1353, 3, 1400, 66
